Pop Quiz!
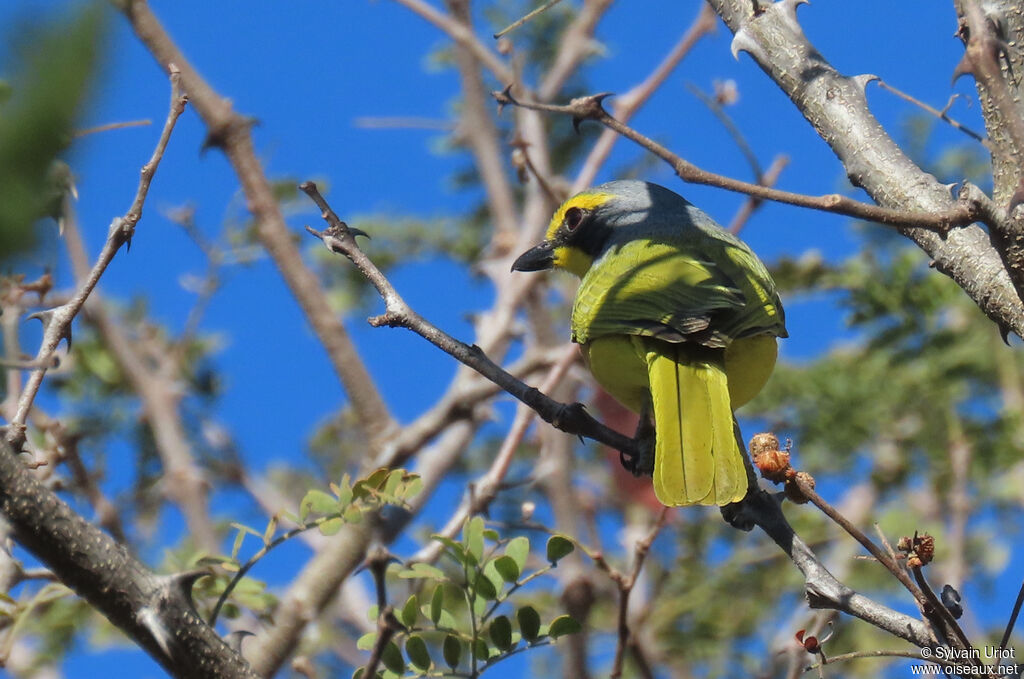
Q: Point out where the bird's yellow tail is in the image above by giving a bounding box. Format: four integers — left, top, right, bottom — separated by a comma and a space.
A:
640, 338, 748, 506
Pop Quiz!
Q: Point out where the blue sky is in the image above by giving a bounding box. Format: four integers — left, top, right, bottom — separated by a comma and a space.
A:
0, 1, 1011, 677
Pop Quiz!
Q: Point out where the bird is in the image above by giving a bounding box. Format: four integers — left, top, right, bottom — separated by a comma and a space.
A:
512, 180, 787, 507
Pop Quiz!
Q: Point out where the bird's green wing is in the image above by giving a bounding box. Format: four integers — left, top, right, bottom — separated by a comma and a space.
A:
571, 238, 747, 348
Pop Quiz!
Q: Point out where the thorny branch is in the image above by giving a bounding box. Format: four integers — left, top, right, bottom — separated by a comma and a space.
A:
7, 68, 187, 442
493, 88, 984, 233
301, 181, 642, 461
709, 0, 1024, 339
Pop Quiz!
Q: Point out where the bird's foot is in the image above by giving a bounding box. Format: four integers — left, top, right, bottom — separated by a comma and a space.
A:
619, 416, 655, 477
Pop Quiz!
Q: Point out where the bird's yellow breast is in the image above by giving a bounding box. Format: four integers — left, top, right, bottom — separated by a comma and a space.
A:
580, 334, 778, 413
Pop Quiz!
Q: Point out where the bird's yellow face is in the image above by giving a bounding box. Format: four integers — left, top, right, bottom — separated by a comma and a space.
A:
511, 191, 614, 278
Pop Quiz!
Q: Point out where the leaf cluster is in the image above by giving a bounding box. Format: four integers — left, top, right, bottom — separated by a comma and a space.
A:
354, 518, 580, 678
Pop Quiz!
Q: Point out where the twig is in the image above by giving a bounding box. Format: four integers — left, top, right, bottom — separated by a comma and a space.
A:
707, 0, 1024, 339
573, 4, 717, 192
876, 81, 986, 144
7, 68, 187, 438
122, 0, 398, 452
391, 0, 514, 84
792, 478, 927, 606
537, 0, 615, 101
999, 577, 1024, 653
955, 1, 1024, 171
495, 89, 982, 232
301, 181, 642, 460
739, 489, 933, 647
493, 0, 565, 38
360, 548, 405, 679
449, 0, 520, 242
74, 119, 152, 138
207, 511, 357, 626
728, 153, 789, 234
807, 648, 965, 671
409, 343, 580, 564
687, 81, 763, 180
910, 566, 978, 667
794, 476, 977, 658
601, 508, 670, 679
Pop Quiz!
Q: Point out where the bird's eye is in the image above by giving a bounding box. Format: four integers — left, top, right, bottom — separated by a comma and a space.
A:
565, 206, 584, 231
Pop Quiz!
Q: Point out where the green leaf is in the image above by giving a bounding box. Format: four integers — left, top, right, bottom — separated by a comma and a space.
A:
352, 668, 364, 679
482, 559, 505, 594
432, 535, 467, 563
489, 615, 513, 651
383, 469, 405, 498
430, 584, 444, 624
548, 615, 582, 638
546, 535, 574, 564
401, 594, 419, 628
318, 517, 344, 536
517, 606, 541, 642
335, 483, 354, 507
463, 516, 485, 564
473, 638, 489, 663
381, 641, 404, 675
356, 632, 377, 651
343, 505, 364, 523
483, 528, 500, 541
403, 475, 424, 500
405, 635, 431, 671
300, 489, 338, 518
493, 555, 520, 583
365, 468, 390, 489
442, 634, 462, 668
398, 562, 445, 580
473, 572, 498, 600
505, 536, 529, 573
262, 516, 278, 545
230, 528, 247, 560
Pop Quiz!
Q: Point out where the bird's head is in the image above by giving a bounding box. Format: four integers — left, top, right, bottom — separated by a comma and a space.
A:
511, 180, 690, 278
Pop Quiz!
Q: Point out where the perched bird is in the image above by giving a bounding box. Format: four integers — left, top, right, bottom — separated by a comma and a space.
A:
512, 181, 786, 507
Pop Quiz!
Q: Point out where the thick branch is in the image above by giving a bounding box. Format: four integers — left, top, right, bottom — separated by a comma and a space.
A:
707, 0, 1024, 336
0, 436, 257, 678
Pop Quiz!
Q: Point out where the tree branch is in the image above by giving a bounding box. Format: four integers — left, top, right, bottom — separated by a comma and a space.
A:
118, 0, 398, 451
0, 435, 258, 677
707, 0, 1024, 337
7, 67, 186, 439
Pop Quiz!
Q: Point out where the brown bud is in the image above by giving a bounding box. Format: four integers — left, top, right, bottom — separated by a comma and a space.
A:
897, 532, 935, 569
916, 534, 935, 565
749, 432, 780, 458
754, 449, 791, 483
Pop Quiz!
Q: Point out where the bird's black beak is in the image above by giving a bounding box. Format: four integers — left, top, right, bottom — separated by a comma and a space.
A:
511, 241, 555, 272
